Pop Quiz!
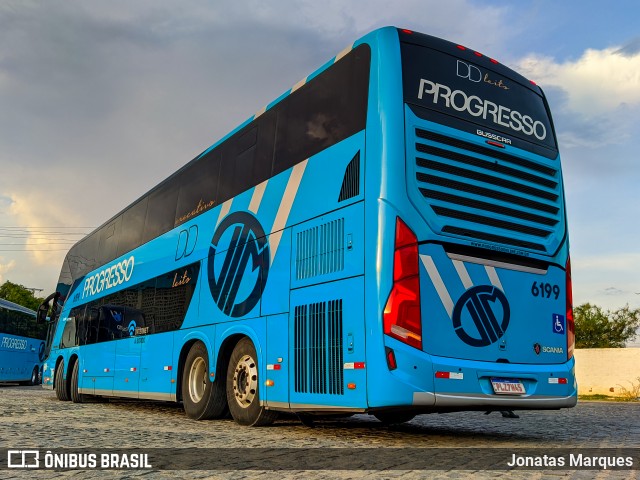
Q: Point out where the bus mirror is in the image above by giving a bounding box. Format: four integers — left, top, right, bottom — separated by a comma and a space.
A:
37, 291, 61, 324
36, 304, 48, 324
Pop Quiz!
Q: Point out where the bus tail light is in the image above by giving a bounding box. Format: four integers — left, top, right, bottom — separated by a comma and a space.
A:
566, 257, 575, 360
384, 218, 422, 350
385, 347, 397, 370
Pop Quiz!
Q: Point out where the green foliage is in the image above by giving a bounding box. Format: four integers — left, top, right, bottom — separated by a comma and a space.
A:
0, 281, 44, 311
574, 303, 640, 348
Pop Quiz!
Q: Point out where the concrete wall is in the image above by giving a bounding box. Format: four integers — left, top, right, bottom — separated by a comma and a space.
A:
574, 348, 640, 397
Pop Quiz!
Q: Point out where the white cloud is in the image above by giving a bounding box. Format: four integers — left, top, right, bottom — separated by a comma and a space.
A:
572, 253, 640, 310
0, 258, 16, 284
516, 46, 640, 117
6, 190, 82, 267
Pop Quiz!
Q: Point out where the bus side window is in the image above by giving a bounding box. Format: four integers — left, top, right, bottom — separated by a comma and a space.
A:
154, 262, 200, 333
72, 306, 88, 346
60, 317, 77, 349
125, 306, 147, 337
97, 307, 116, 342
118, 198, 148, 258
143, 179, 180, 245
175, 151, 221, 227
98, 218, 121, 266
85, 306, 100, 345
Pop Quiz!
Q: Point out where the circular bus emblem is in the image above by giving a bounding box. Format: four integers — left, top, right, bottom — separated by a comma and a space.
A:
38, 342, 46, 362
452, 285, 510, 347
207, 211, 269, 318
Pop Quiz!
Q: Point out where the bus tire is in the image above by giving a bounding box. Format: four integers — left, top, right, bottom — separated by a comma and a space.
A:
70, 360, 85, 404
226, 338, 278, 427
182, 342, 228, 420
373, 412, 416, 425
29, 366, 39, 386
54, 360, 70, 401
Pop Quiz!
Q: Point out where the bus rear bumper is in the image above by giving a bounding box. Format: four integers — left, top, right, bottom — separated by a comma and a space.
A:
414, 391, 577, 409
427, 355, 577, 408
370, 338, 578, 411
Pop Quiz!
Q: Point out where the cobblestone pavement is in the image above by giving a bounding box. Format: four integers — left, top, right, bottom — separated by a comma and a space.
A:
0, 385, 638, 479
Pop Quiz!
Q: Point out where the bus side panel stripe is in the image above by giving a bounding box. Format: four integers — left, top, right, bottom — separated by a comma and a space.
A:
334, 44, 353, 63
420, 254, 454, 318
248, 180, 268, 214
291, 76, 308, 93
254, 105, 267, 119
485, 266, 504, 291
452, 260, 473, 290
270, 159, 308, 263
216, 199, 233, 228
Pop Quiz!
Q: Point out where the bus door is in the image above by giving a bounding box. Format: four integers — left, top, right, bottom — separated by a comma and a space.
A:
81, 306, 115, 396
112, 306, 145, 398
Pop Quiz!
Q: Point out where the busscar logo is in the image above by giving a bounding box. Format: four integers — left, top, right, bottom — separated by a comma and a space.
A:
207, 211, 269, 317
451, 285, 510, 347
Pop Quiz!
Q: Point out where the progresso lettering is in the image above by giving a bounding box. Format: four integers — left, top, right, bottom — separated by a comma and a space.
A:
1, 336, 28, 350
82, 256, 135, 299
417, 79, 547, 141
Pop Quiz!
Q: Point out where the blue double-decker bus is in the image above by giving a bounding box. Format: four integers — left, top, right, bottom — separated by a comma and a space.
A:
1, 298, 46, 384
41, 27, 576, 426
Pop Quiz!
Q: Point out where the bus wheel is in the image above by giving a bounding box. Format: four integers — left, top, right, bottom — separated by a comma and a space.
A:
54, 360, 70, 401
29, 366, 39, 386
373, 412, 416, 425
70, 360, 85, 404
182, 342, 228, 420
226, 338, 278, 427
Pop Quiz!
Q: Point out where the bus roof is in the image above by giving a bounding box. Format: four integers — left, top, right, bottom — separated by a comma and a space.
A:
0, 298, 37, 317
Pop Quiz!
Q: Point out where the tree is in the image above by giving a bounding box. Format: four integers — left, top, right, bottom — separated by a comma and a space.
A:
574, 303, 640, 348
0, 281, 44, 311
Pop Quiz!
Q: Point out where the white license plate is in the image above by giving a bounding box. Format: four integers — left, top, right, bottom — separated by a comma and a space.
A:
491, 378, 526, 395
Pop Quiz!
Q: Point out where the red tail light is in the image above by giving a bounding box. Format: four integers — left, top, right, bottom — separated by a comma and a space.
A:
566, 257, 575, 360
384, 218, 422, 349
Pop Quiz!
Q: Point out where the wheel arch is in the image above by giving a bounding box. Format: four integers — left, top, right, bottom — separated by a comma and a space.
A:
52, 355, 66, 390
176, 325, 264, 402
215, 326, 264, 396
67, 353, 79, 391
176, 333, 215, 402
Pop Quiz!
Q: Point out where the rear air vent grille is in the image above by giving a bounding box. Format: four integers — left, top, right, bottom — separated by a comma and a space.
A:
414, 128, 562, 254
416, 129, 556, 176
338, 152, 361, 202
294, 300, 343, 395
295, 219, 345, 280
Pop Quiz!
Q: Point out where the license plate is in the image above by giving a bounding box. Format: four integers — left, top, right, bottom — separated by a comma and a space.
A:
491, 378, 526, 395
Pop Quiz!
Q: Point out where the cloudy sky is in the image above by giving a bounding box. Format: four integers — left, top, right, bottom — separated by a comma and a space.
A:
1, 1, 639, 338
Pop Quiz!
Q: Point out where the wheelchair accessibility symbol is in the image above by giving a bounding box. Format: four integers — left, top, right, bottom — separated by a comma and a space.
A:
553, 314, 565, 334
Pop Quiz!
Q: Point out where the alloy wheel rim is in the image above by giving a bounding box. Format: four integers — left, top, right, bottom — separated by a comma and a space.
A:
233, 354, 257, 409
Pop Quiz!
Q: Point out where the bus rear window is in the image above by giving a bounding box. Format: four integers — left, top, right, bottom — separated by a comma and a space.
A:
401, 42, 557, 153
